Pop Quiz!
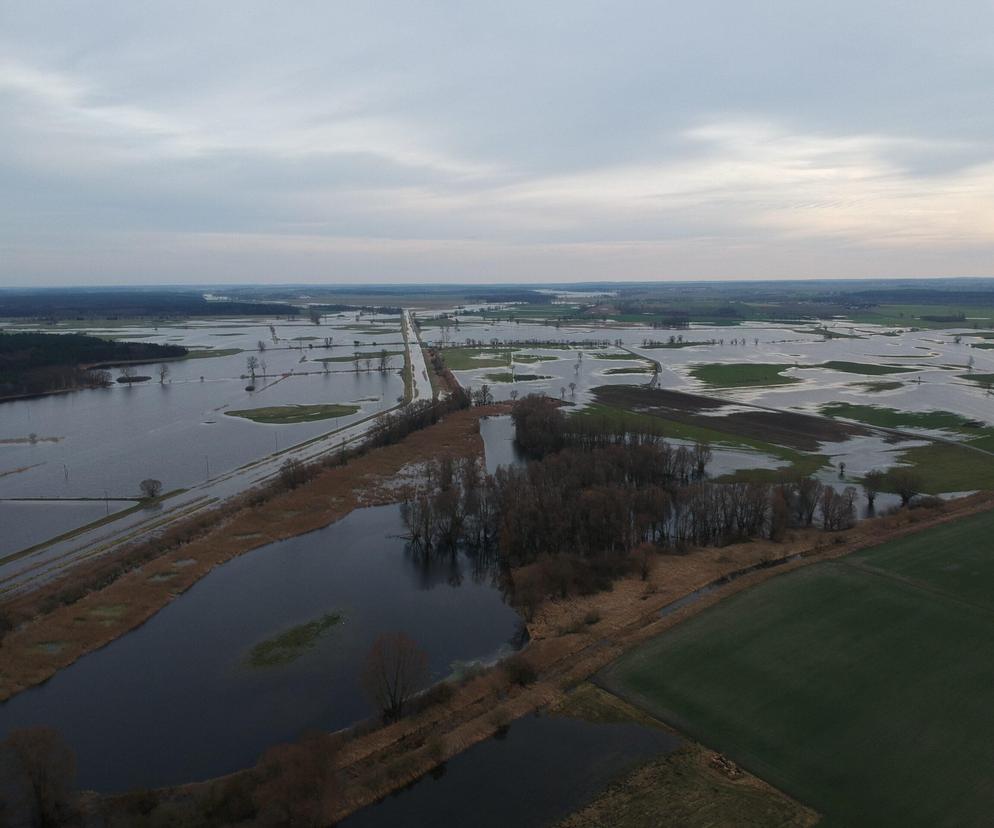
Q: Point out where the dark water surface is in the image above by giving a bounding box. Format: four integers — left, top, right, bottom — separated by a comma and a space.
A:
341, 712, 680, 828
0, 504, 521, 792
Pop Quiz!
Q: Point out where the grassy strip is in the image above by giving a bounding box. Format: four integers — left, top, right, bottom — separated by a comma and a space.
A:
847, 380, 903, 392
817, 360, 920, 375
181, 348, 243, 360
225, 404, 360, 424
482, 372, 553, 383
604, 366, 652, 375
688, 363, 798, 388
961, 372, 994, 386
513, 354, 558, 363
317, 350, 402, 363
0, 490, 187, 569
246, 613, 343, 667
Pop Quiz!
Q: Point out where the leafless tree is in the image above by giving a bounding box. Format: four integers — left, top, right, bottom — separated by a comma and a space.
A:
158, 363, 170, 384
246, 355, 259, 381
253, 732, 339, 827
139, 478, 163, 499
361, 632, 430, 722
0, 727, 77, 828
863, 469, 885, 509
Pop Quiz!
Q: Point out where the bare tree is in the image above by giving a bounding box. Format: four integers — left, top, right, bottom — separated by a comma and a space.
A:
890, 469, 922, 507
568, 381, 577, 398
361, 632, 429, 722
139, 478, 163, 499
246, 355, 259, 382
158, 363, 170, 385
0, 727, 77, 828
257, 340, 267, 352
378, 349, 390, 373
253, 732, 339, 827
863, 469, 885, 509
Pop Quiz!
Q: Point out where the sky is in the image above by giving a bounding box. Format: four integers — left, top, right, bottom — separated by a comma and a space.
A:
1, 1, 993, 286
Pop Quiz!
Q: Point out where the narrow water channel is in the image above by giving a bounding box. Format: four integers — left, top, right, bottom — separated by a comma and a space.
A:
340, 712, 679, 828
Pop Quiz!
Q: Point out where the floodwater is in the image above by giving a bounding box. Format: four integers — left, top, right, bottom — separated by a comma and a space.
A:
427, 315, 994, 430
0, 504, 522, 792
341, 711, 679, 828
0, 312, 405, 554
479, 415, 526, 475
0, 499, 131, 556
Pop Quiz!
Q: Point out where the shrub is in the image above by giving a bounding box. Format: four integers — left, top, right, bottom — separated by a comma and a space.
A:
501, 654, 537, 686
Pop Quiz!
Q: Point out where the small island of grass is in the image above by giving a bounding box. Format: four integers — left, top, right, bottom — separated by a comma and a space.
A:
226, 403, 360, 424
246, 613, 343, 667
688, 363, 798, 388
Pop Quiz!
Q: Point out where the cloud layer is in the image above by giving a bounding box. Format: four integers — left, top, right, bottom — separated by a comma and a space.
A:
2, 1, 993, 285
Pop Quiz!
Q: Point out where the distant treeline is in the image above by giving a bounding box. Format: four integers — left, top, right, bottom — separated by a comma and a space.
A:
0, 290, 299, 320
0, 332, 186, 398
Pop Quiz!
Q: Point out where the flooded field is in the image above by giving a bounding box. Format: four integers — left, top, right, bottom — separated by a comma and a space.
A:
425, 314, 994, 426
0, 504, 522, 792
0, 312, 406, 557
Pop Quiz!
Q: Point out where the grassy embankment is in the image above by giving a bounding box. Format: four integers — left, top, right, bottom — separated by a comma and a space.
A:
551, 684, 817, 828
225, 404, 360, 424
598, 509, 994, 827
181, 347, 242, 360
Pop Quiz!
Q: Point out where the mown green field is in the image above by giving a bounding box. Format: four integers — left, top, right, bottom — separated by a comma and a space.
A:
599, 509, 994, 827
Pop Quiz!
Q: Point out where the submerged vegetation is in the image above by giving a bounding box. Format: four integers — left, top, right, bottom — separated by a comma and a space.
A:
246, 613, 343, 667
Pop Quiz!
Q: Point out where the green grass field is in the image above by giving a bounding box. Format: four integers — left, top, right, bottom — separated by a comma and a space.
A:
225, 403, 360, 424
689, 363, 798, 388
599, 510, 994, 826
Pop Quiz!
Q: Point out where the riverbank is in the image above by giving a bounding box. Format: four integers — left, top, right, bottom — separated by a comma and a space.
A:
99, 489, 994, 824
0, 403, 508, 702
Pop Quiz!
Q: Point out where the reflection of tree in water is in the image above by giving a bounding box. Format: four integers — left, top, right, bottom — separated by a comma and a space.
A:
402, 536, 505, 593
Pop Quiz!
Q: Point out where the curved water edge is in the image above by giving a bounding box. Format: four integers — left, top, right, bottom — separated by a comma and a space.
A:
0, 503, 523, 792
340, 711, 680, 828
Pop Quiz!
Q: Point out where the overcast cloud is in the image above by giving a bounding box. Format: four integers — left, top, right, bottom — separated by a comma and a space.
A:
1, 1, 992, 285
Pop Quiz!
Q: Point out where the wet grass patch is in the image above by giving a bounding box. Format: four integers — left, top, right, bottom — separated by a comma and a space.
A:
689, 363, 798, 388
817, 360, 919, 375
246, 613, 343, 668
226, 404, 360, 424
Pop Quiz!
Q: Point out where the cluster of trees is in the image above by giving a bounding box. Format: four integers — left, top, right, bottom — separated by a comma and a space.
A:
400, 396, 874, 607
0, 332, 187, 398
